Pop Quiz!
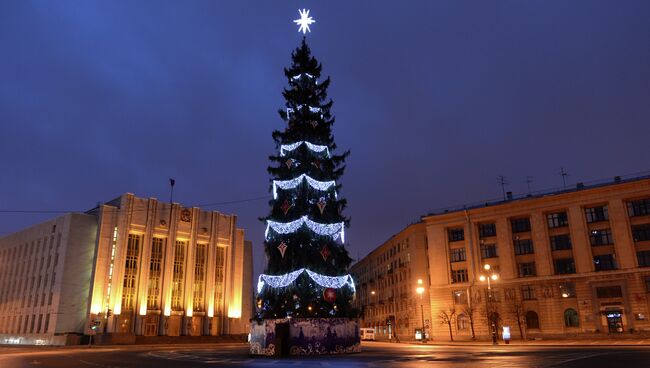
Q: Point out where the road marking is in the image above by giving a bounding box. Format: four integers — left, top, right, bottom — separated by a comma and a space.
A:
549, 352, 608, 367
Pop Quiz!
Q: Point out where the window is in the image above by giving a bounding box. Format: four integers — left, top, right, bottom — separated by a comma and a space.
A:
514, 239, 534, 255
522, 285, 535, 300
171, 240, 186, 311
594, 254, 617, 271
511, 218, 531, 233
645, 277, 650, 293
525, 311, 540, 329
590, 229, 613, 246
596, 286, 623, 298
121, 234, 140, 312
564, 309, 579, 327
448, 228, 465, 242
479, 223, 497, 238
547, 212, 568, 228
628, 198, 650, 217
632, 224, 650, 242
518, 262, 536, 277
550, 234, 572, 251
193, 243, 207, 312
147, 237, 165, 309
449, 248, 466, 263
480, 244, 498, 259
554, 258, 576, 275
213, 246, 226, 316
452, 290, 467, 305
637, 251, 650, 267
451, 269, 468, 283
585, 205, 609, 223
559, 282, 576, 298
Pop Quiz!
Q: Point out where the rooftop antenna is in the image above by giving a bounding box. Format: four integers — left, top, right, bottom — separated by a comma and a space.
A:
497, 176, 508, 200
525, 176, 534, 195
560, 167, 569, 190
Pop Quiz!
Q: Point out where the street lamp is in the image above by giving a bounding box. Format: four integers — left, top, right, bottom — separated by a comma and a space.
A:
479, 264, 499, 344
416, 279, 426, 342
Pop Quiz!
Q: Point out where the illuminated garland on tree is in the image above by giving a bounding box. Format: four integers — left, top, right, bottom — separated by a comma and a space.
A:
273, 174, 337, 199
265, 215, 345, 242
257, 268, 356, 294
291, 73, 315, 80
286, 105, 323, 119
280, 141, 330, 157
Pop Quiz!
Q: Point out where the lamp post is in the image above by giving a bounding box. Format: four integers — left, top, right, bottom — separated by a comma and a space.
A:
416, 279, 426, 342
479, 264, 499, 345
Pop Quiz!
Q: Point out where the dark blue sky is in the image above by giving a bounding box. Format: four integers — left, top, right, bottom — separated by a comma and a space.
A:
1, 1, 649, 276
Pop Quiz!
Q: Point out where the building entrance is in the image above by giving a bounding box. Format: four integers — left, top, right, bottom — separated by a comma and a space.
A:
606, 312, 623, 333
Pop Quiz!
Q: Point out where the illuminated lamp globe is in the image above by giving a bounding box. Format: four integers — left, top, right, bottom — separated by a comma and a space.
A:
479, 275, 486, 282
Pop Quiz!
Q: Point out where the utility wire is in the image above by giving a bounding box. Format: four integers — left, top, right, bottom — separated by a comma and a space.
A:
0, 194, 272, 214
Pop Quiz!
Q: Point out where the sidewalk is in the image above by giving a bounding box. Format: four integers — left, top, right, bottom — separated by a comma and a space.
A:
382, 338, 650, 347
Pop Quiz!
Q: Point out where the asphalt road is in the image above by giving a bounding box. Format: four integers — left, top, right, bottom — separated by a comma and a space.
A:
1, 341, 650, 367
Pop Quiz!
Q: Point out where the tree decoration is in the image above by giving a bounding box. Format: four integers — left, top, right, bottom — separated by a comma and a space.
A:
317, 197, 327, 214
280, 199, 293, 215
312, 160, 321, 170
277, 242, 288, 258
257, 269, 356, 294
285, 158, 296, 169
280, 141, 330, 157
323, 288, 337, 303
320, 245, 330, 261
265, 216, 345, 242
272, 174, 337, 199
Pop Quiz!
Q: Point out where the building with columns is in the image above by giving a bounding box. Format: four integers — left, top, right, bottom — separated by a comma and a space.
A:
350, 222, 432, 341
425, 176, 650, 340
0, 193, 253, 345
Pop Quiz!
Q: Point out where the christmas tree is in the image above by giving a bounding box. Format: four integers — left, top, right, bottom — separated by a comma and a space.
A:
256, 38, 356, 320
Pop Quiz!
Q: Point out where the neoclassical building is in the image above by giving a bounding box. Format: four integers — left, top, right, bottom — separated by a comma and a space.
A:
350, 222, 432, 341
0, 193, 252, 345
425, 176, 650, 340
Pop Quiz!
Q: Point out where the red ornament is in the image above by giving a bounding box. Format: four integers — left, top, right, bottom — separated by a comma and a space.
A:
320, 246, 330, 261
280, 199, 293, 215
277, 242, 288, 258
316, 197, 327, 214
311, 160, 321, 170
323, 288, 337, 303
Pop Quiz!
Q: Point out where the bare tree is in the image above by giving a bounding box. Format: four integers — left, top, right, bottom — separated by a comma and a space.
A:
438, 307, 457, 342
461, 305, 477, 340
509, 298, 526, 340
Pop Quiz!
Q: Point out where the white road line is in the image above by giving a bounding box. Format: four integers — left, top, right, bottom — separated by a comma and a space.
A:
549, 352, 608, 367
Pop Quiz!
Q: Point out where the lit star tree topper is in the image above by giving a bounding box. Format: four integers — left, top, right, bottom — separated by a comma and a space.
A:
294, 8, 315, 34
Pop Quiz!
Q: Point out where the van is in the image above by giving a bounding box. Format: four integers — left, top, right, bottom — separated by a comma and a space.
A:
360, 328, 375, 341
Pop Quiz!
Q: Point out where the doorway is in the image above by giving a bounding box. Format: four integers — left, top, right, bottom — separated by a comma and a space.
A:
606, 312, 623, 333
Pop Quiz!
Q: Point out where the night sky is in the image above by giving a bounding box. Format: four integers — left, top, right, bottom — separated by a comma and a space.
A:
1, 1, 649, 277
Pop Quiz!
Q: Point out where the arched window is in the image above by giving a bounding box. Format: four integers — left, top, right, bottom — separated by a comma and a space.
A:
457, 314, 468, 330
564, 308, 579, 327
526, 311, 540, 329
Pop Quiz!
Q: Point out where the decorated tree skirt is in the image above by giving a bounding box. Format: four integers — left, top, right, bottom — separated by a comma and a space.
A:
250, 318, 360, 356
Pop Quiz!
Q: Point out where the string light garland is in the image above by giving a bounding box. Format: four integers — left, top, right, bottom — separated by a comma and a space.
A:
257, 268, 355, 294
286, 105, 323, 119
273, 174, 337, 199
280, 141, 330, 157
291, 73, 315, 80
265, 216, 345, 242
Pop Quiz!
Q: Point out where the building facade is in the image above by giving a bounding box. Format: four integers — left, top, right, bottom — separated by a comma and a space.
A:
0, 193, 253, 345
350, 222, 431, 341
0, 213, 98, 345
425, 177, 650, 340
